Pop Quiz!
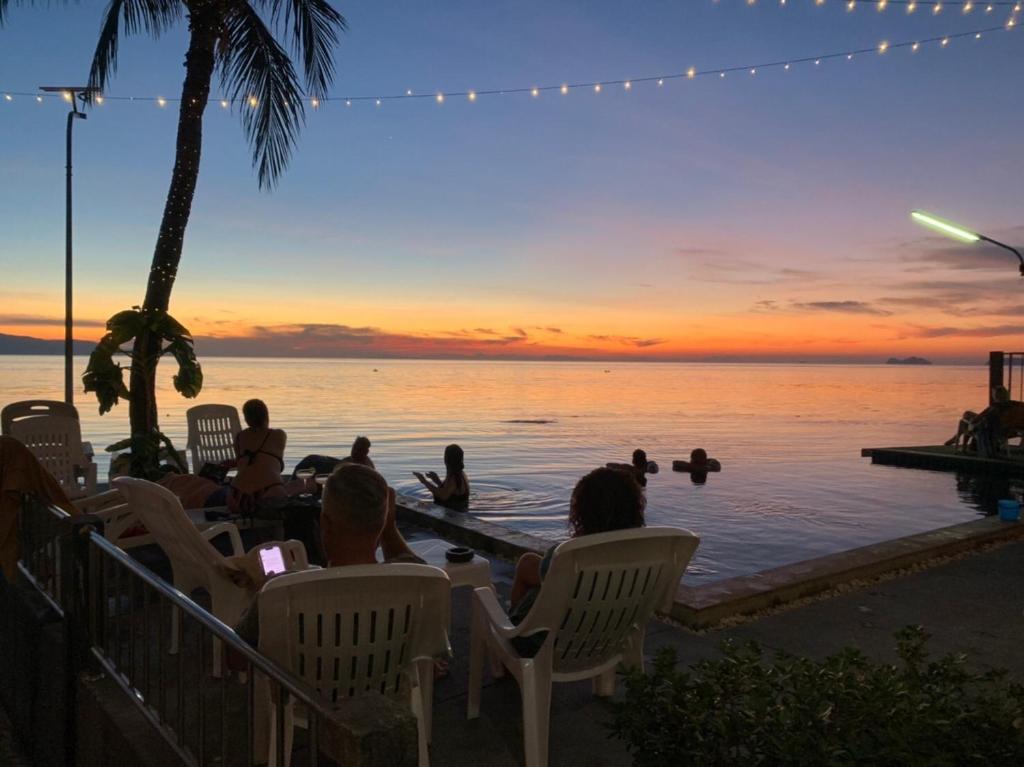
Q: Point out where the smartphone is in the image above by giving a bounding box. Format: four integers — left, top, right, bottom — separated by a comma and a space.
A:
259, 546, 287, 576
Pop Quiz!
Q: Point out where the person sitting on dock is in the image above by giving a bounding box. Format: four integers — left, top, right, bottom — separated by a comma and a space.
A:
946, 386, 1024, 457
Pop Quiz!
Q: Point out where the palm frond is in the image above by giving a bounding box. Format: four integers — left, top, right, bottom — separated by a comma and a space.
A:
263, 0, 345, 96
220, 3, 304, 189
88, 0, 182, 91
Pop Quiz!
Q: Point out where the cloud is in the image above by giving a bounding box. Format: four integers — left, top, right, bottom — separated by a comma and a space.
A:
750, 300, 891, 316
587, 334, 666, 348
791, 301, 892, 316
683, 254, 823, 286
512, 327, 528, 337
0, 314, 105, 327
544, 327, 564, 334
675, 246, 729, 258
909, 324, 1024, 339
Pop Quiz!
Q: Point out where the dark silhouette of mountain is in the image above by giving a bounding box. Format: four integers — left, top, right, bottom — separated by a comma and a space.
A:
886, 356, 932, 366
0, 332, 93, 355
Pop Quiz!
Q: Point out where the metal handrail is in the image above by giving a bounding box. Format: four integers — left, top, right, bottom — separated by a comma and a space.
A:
84, 528, 334, 717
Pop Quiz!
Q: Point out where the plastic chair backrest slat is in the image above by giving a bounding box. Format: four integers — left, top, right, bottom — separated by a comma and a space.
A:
258, 566, 450, 703
186, 404, 242, 472
8, 414, 89, 494
516, 527, 698, 674
1, 399, 80, 436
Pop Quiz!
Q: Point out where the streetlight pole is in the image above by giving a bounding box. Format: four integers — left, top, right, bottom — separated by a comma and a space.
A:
40, 86, 99, 405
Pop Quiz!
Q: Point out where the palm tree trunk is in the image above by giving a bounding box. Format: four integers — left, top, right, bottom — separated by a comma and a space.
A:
128, 6, 217, 471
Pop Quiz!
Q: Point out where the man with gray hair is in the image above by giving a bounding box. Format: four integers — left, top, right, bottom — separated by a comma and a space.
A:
233, 463, 420, 646
320, 463, 417, 565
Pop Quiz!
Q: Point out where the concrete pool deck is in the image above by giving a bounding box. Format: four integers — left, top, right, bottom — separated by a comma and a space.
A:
397, 494, 1024, 629
428, 536, 1024, 765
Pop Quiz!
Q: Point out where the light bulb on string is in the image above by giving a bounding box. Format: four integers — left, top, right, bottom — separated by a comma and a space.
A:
561, 84, 569, 94
467, 90, 477, 102
157, 97, 167, 107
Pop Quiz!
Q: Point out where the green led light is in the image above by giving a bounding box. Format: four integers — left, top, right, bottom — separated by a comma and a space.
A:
911, 210, 980, 243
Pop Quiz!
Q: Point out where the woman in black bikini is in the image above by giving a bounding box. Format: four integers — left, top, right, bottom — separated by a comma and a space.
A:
227, 399, 293, 512
414, 443, 470, 510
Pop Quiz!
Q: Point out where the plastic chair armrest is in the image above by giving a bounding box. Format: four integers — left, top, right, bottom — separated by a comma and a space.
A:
202, 522, 244, 556
473, 586, 520, 638
74, 489, 123, 513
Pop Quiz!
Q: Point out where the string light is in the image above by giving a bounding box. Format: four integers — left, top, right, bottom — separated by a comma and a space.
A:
4, 22, 1019, 114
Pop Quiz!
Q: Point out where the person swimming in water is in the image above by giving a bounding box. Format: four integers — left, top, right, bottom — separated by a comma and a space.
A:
606, 448, 655, 487
672, 448, 721, 475
413, 443, 470, 510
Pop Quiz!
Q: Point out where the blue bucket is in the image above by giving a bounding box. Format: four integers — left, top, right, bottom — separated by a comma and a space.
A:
998, 499, 1020, 522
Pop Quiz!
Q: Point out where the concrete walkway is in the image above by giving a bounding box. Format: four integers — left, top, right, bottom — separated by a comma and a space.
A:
429, 539, 1024, 766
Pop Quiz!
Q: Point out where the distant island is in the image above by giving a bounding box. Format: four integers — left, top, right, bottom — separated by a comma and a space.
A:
886, 356, 932, 366
0, 332, 93, 355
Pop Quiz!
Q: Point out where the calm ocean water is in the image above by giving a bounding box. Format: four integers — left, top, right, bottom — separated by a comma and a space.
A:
2, 356, 1012, 584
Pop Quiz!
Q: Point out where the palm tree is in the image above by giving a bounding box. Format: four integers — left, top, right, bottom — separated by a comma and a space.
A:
2, 0, 346, 472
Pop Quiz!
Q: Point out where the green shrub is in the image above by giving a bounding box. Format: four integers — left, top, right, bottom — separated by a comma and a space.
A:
609, 626, 1024, 766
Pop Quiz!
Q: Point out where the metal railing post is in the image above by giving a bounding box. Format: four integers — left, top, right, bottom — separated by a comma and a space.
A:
989, 351, 1005, 404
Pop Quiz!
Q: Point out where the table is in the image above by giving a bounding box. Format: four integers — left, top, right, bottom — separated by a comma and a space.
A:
408, 538, 493, 591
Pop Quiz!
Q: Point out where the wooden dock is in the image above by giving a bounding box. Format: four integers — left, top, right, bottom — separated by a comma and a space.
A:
862, 444, 1024, 477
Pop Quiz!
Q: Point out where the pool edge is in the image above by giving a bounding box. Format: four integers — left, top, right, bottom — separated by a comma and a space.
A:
671, 516, 1024, 628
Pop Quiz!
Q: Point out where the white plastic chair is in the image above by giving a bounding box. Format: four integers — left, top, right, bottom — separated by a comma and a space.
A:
186, 404, 242, 472
111, 477, 251, 676
467, 526, 700, 767
257, 565, 452, 767
5, 412, 98, 499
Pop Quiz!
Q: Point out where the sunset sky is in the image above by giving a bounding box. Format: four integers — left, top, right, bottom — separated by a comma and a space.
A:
2, 0, 1023, 363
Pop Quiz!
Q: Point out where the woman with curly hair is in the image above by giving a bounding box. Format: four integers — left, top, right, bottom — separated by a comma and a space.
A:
509, 466, 646, 618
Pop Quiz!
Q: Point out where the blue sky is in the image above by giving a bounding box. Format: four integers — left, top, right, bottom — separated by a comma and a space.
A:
1, 0, 1023, 361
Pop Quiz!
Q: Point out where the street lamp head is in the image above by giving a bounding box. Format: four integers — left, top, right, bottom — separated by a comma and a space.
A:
910, 210, 980, 243
911, 209, 1024, 277
39, 86, 102, 111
